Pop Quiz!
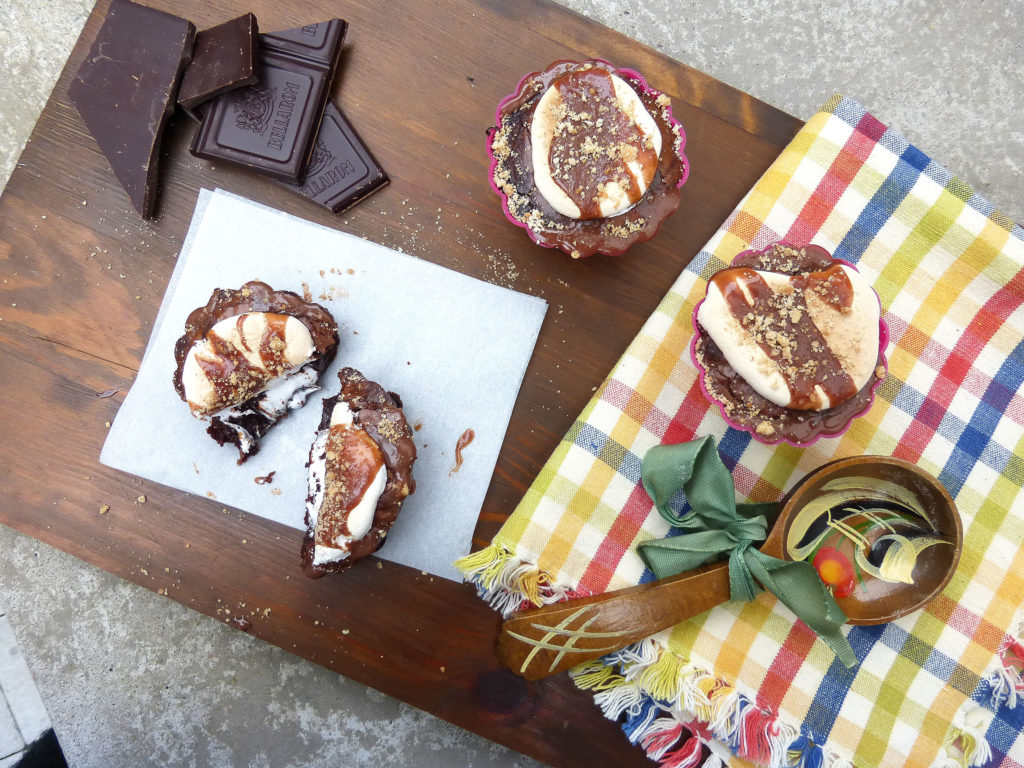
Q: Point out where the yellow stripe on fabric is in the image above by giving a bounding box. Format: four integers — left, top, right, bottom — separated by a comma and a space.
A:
709, 595, 776, 685
858, 656, 934, 763
495, 442, 576, 550
495, 378, 616, 553
904, 685, 967, 767
832, 400, 884, 458
873, 185, 966, 309
980, 231, 1022, 286
720, 112, 826, 248
536, 461, 616, 570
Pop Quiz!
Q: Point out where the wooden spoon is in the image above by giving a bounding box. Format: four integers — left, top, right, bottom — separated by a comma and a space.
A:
496, 456, 961, 680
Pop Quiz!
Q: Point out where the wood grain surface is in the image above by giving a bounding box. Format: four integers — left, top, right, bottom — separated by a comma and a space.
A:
0, 0, 801, 764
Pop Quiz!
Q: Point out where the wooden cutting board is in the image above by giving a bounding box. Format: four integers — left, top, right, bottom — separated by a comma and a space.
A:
0, 0, 800, 764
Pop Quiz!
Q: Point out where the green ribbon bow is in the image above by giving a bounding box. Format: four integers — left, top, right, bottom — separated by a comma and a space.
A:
637, 436, 857, 668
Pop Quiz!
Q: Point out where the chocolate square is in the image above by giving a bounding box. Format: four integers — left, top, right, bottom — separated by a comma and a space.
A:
189, 19, 347, 182
279, 102, 389, 214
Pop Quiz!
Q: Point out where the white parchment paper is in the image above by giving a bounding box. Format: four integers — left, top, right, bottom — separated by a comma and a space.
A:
101, 189, 547, 581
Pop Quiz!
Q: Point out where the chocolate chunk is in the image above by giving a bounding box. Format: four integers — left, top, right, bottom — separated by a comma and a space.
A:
189, 19, 347, 182
178, 13, 260, 117
68, 0, 196, 218
279, 102, 389, 214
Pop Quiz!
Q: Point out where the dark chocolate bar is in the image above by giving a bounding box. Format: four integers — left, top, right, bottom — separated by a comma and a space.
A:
68, 0, 196, 218
279, 102, 389, 214
189, 19, 347, 182
178, 13, 260, 116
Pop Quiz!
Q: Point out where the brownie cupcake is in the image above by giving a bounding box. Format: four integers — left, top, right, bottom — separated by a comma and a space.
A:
692, 243, 888, 445
489, 59, 688, 259
301, 367, 416, 576
173, 281, 339, 463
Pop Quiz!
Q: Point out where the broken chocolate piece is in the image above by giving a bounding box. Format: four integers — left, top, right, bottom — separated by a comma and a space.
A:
189, 19, 347, 182
172, 281, 340, 463
178, 13, 260, 116
302, 368, 417, 576
68, 0, 196, 218
279, 102, 389, 213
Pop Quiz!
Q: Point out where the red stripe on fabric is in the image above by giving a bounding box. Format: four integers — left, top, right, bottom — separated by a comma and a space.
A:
895, 264, 1024, 462
945, 602, 983, 638
788, 192, 835, 245
757, 620, 818, 712
575, 381, 708, 592
602, 378, 635, 410
827, 149, 862, 188
884, 312, 909, 343
929, 594, 1011, 652
577, 482, 655, 593
855, 111, 888, 143
643, 403, 672, 438
664, 379, 707, 444
919, 336, 955, 370
640, 720, 684, 757
732, 464, 762, 499
785, 117, 880, 245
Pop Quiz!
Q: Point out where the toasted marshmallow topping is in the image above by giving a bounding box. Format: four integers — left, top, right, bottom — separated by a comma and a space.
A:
531, 68, 662, 219
308, 401, 387, 566
182, 312, 315, 416
698, 264, 880, 411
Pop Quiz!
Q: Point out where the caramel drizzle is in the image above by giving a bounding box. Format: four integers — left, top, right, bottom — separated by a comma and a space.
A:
450, 428, 475, 476
194, 313, 294, 411
712, 265, 857, 410
548, 68, 658, 220
316, 423, 385, 547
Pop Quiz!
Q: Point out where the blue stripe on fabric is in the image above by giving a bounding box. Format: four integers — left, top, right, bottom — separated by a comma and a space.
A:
719, 429, 752, 473
835, 144, 927, 264
922, 158, 953, 187
967, 192, 995, 218
938, 337, 1024, 496
801, 624, 885, 742
983, 376, 1018, 413
936, 409, 967, 444
571, 422, 643, 485
574, 421, 607, 455
903, 145, 932, 173
982, 700, 1024, 759
621, 696, 661, 743
891, 380, 926, 419
831, 96, 867, 129
618, 450, 642, 485
878, 126, 909, 157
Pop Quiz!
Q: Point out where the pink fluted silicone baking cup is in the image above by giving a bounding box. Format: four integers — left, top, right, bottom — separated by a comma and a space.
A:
689, 245, 890, 448
486, 59, 690, 258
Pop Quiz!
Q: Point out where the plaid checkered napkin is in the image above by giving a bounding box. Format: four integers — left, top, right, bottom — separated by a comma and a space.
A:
457, 94, 1024, 767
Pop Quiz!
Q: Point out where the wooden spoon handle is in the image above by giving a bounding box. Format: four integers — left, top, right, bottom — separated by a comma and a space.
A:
496, 562, 731, 680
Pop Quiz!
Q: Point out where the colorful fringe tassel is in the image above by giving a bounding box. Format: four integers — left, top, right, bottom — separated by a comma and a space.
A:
457, 557, 1024, 767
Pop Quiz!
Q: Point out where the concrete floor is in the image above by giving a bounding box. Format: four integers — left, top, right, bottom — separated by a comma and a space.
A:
0, 1, 1021, 767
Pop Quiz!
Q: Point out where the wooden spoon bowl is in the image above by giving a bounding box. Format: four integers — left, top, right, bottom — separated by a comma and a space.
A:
780, 455, 962, 625
497, 456, 962, 679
